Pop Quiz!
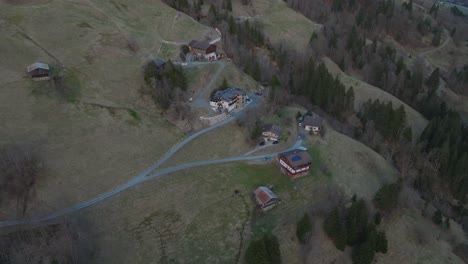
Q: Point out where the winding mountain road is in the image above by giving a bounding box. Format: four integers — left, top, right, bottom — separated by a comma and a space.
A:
0, 95, 303, 228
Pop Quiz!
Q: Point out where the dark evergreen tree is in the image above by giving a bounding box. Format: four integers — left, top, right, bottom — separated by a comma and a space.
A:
324, 208, 347, 251
432, 210, 443, 225
351, 226, 376, 264
346, 199, 369, 246
296, 213, 313, 244
375, 231, 388, 253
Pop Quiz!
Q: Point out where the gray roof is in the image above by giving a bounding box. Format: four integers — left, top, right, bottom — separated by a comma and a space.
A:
263, 124, 282, 137
211, 87, 245, 102
279, 149, 312, 168
189, 40, 213, 50
302, 114, 323, 127
27, 62, 49, 72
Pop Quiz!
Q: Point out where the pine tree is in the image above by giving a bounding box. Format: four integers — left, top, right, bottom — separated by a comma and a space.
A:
296, 213, 313, 244
351, 228, 376, 264
346, 199, 369, 246
226, 0, 232, 11
244, 238, 269, 264
324, 208, 347, 251
228, 15, 237, 34
374, 182, 401, 212
432, 210, 443, 225
221, 77, 228, 90
253, 62, 261, 81
426, 68, 440, 94
375, 231, 388, 253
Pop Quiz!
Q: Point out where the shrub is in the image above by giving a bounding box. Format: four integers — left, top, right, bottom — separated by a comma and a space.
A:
296, 213, 313, 244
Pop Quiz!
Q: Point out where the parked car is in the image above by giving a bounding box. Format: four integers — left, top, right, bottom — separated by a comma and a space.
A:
256, 92, 263, 96
272, 141, 279, 145
259, 141, 266, 146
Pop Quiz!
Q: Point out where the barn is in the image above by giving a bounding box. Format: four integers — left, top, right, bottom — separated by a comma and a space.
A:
27, 62, 50, 81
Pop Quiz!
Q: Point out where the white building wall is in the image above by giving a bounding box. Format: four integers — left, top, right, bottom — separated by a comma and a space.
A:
279, 159, 296, 174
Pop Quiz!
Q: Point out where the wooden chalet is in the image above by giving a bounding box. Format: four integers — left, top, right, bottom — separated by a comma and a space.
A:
278, 149, 312, 178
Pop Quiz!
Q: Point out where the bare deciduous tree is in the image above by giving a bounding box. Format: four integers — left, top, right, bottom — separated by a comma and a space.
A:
0, 144, 42, 216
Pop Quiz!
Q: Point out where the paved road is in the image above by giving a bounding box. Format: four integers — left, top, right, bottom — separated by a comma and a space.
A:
0, 94, 285, 228
0, 137, 302, 228
192, 60, 226, 108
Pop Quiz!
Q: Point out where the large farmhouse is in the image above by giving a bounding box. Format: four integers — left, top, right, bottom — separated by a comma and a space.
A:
188, 40, 217, 61
210, 87, 248, 112
27, 62, 50, 81
253, 186, 280, 211
278, 149, 312, 178
301, 114, 323, 134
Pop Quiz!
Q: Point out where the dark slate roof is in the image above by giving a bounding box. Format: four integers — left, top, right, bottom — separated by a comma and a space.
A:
279, 149, 312, 168
188, 40, 213, 50
27, 62, 49, 72
263, 124, 282, 137
211, 87, 245, 102
302, 114, 323, 127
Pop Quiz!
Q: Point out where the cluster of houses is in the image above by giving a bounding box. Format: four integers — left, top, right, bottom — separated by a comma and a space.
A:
252, 113, 324, 211
252, 148, 313, 211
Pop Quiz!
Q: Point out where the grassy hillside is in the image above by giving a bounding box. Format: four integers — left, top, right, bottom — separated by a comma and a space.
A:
323, 57, 429, 139
0, 0, 214, 218
232, 0, 322, 50
67, 123, 467, 264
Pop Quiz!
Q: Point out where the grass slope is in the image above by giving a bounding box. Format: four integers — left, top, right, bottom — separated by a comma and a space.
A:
323, 57, 428, 139
72, 121, 397, 263
0, 0, 213, 218
232, 0, 322, 50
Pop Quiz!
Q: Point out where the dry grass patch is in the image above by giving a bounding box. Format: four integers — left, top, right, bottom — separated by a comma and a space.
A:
323, 57, 428, 139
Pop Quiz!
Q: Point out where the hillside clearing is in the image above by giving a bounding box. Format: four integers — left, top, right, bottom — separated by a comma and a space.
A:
323, 57, 428, 139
